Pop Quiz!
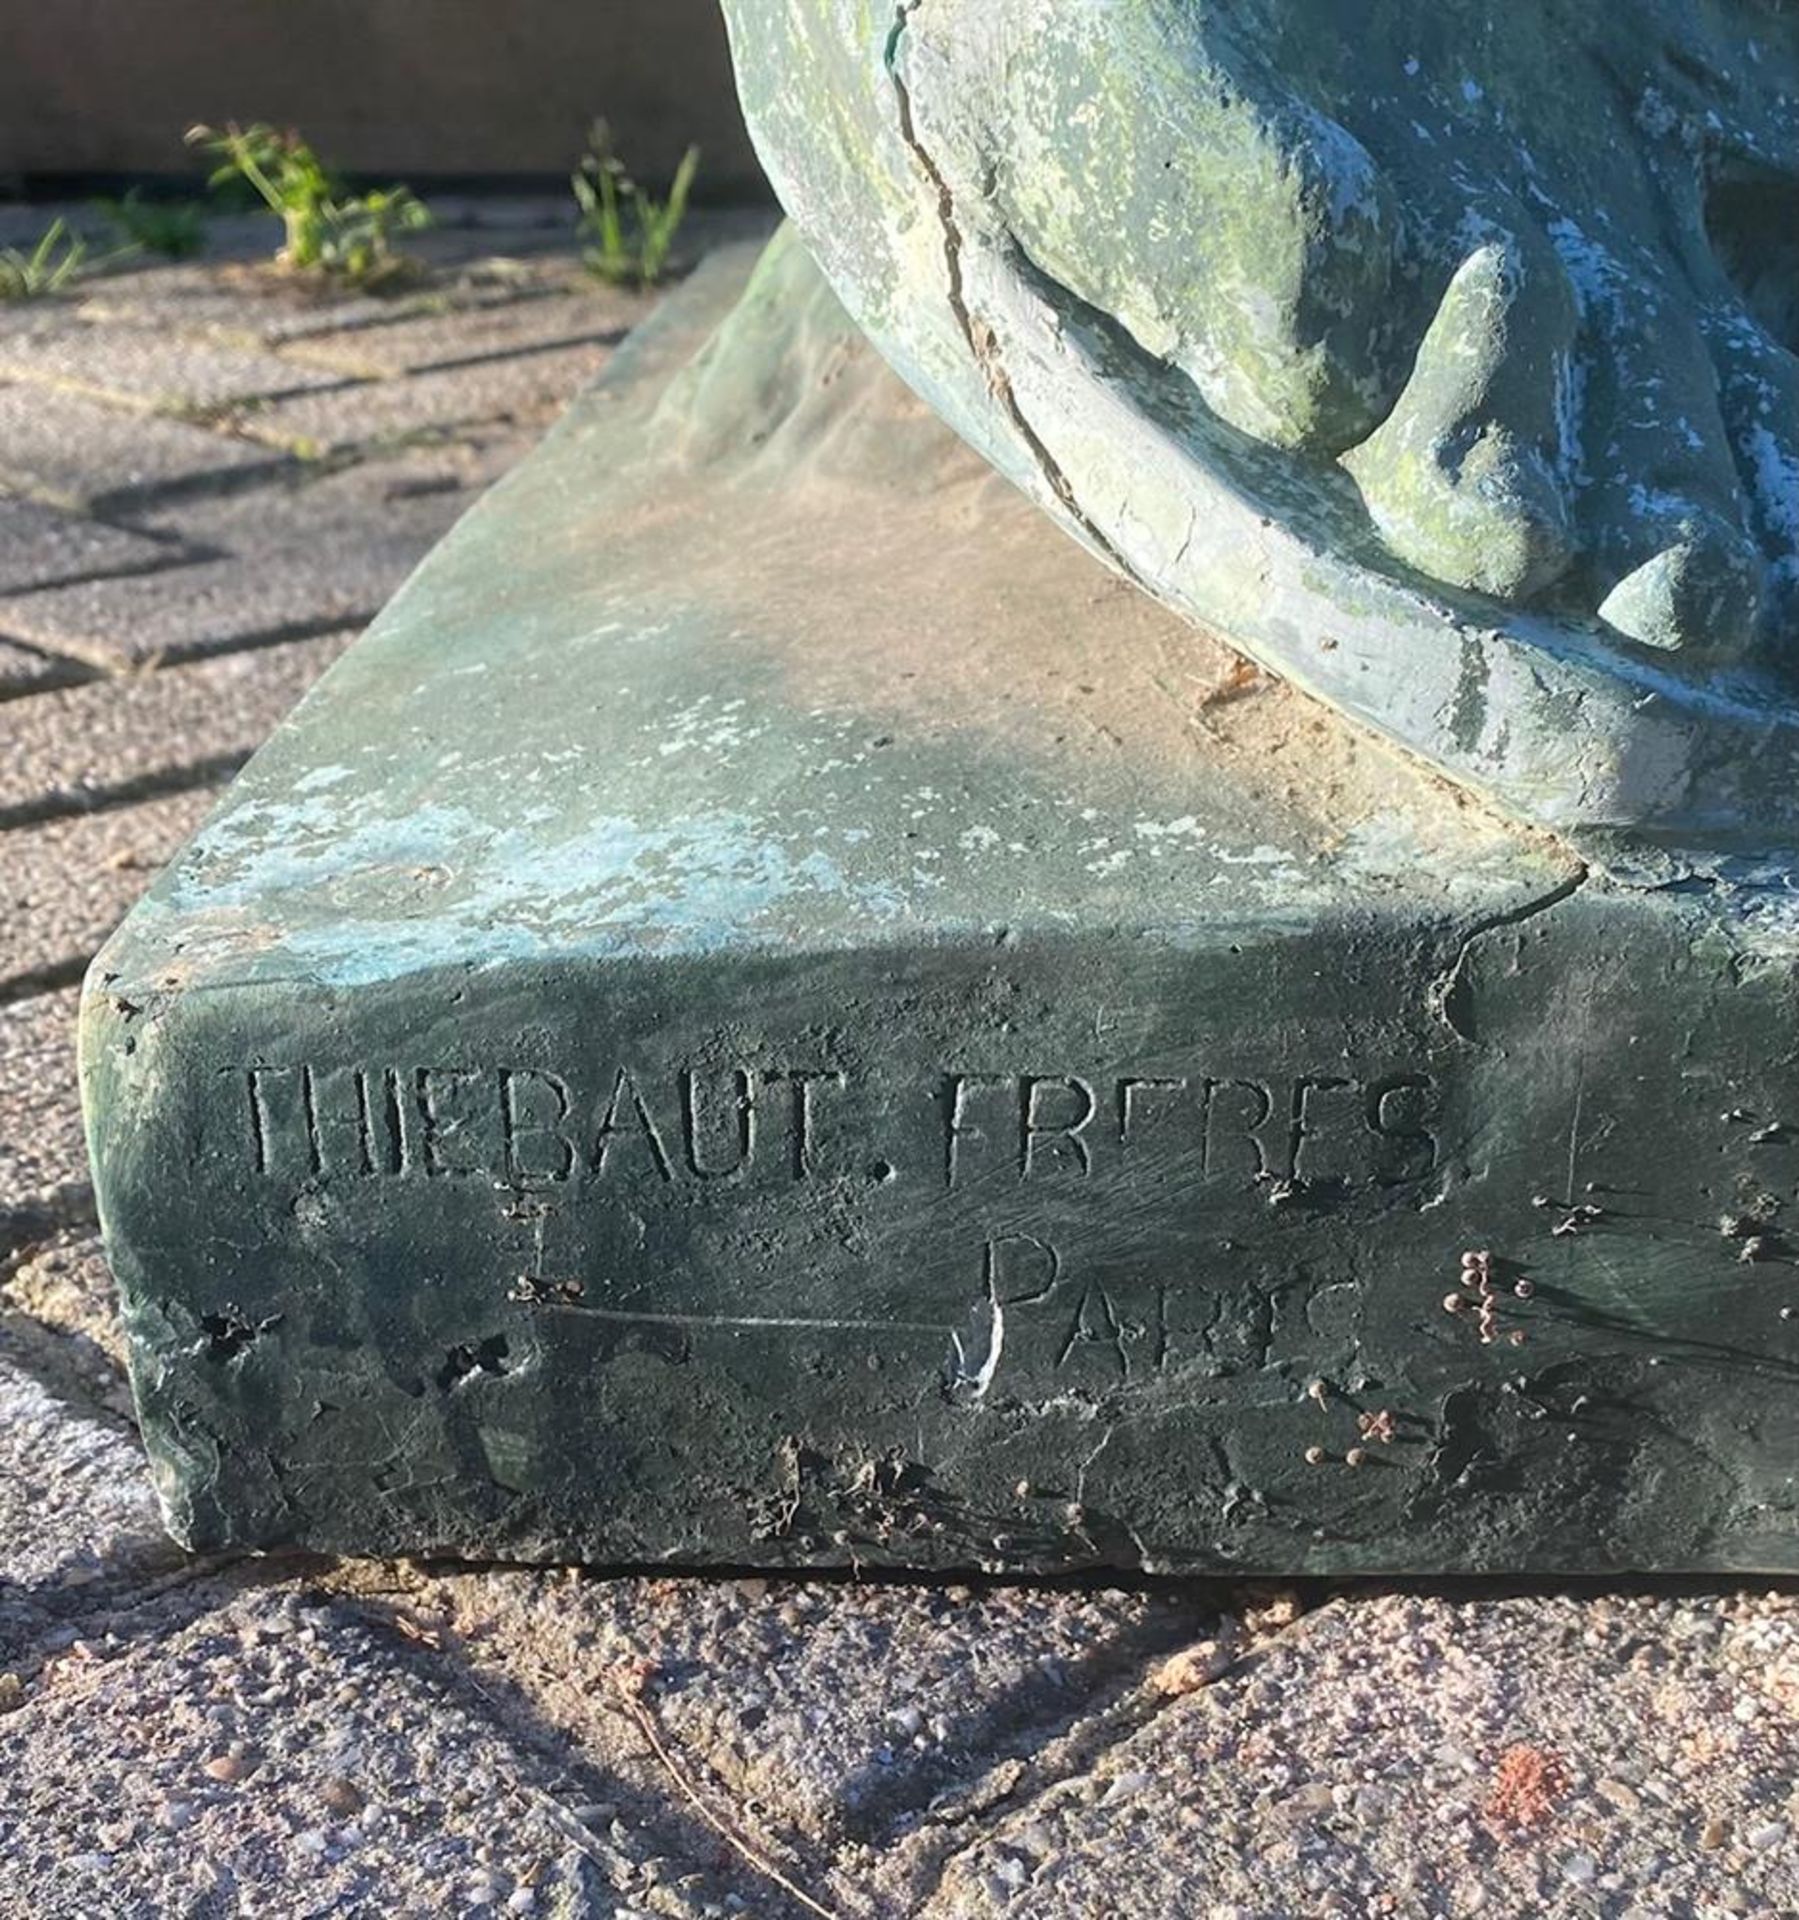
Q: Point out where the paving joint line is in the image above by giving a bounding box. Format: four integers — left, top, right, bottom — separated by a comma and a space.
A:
906, 1588, 1331, 1904
0, 955, 99, 1009
0, 752, 253, 835
0, 1191, 99, 1274
73, 459, 305, 523
341, 1586, 847, 1920
16, 609, 372, 677
0, 650, 100, 704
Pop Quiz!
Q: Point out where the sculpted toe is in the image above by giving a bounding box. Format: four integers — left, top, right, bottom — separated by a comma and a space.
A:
1596, 520, 1765, 655
1342, 237, 1578, 601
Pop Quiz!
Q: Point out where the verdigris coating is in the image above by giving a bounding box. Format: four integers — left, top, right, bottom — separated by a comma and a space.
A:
718, 1, 1799, 852
82, 242, 1799, 1572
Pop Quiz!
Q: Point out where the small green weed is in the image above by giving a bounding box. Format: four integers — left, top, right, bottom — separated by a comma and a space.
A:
573, 121, 699, 289
0, 218, 93, 300
187, 123, 431, 287
95, 188, 208, 261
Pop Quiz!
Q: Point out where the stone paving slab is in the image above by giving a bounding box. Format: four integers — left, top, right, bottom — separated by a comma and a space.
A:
0, 379, 289, 513
401, 1567, 1209, 1862
240, 339, 619, 456
0, 320, 347, 417
0, 988, 87, 1248
925, 1588, 1799, 1919
0, 633, 88, 698
0, 491, 175, 594
279, 285, 646, 379
0, 490, 457, 668
0, 1584, 736, 1920
73, 269, 454, 348
0, 629, 352, 823
124, 438, 518, 543
0, 784, 220, 991
0, 1350, 175, 1666
2, 1232, 123, 1373
73, 253, 584, 351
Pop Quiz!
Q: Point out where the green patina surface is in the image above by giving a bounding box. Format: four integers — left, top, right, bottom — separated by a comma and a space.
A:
720, 0, 1799, 844
83, 241, 1799, 1573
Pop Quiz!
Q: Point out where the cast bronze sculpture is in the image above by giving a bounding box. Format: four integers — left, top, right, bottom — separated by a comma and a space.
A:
725, 0, 1799, 846
82, 7, 1798, 1573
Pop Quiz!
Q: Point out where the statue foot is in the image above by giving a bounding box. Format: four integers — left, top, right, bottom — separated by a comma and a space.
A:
948, 0, 1408, 455
919, 0, 1797, 661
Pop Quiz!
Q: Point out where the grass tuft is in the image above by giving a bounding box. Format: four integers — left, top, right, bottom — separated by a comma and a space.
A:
574, 121, 700, 289
187, 123, 431, 289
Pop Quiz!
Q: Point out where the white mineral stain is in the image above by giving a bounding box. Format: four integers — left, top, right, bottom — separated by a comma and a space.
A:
291, 765, 353, 792
1747, 427, 1799, 586
1546, 217, 1624, 319
163, 797, 917, 984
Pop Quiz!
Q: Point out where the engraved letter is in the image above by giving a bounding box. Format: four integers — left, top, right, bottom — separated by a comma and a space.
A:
681, 1067, 756, 1179
1020, 1075, 1096, 1177
247, 1067, 272, 1175
307, 1065, 388, 1176
1366, 1073, 1440, 1184
1118, 1076, 1188, 1148
591, 1068, 674, 1181
245, 1065, 321, 1179
1202, 1078, 1273, 1181
942, 1073, 1006, 1190
777, 1069, 845, 1179
985, 1232, 1062, 1305
500, 1069, 576, 1185
1288, 1075, 1355, 1184
416, 1067, 499, 1178
1056, 1281, 1134, 1377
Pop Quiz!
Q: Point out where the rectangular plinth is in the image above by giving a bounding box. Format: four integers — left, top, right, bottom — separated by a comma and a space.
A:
83, 249, 1799, 1573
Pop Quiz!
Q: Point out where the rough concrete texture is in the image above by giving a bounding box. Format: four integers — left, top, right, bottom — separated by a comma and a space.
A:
2, 1231, 133, 1427
0, 1586, 731, 1920
721, 4, 1799, 849
0, 492, 174, 594
400, 1566, 1203, 1855
0, 500, 456, 668
0, 631, 352, 823
0, 379, 289, 512
0, 1352, 173, 1613
1, 785, 221, 989
68, 256, 575, 350
0, 321, 346, 415
238, 338, 628, 457
0, 634, 85, 698
928, 1589, 1799, 1919
0, 990, 88, 1249
278, 286, 648, 381
4, 202, 1796, 1920
4, 1230, 119, 1342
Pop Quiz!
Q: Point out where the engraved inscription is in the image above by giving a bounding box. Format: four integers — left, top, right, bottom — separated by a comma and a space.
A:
243, 1060, 1439, 1192
243, 1063, 849, 1188
941, 1070, 1437, 1190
